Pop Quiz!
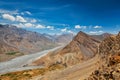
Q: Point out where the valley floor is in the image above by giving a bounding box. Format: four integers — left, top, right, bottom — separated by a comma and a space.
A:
0, 46, 63, 74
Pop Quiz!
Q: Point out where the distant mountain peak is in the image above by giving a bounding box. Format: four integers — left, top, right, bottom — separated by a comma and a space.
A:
77, 31, 88, 36
73, 31, 90, 42
101, 32, 112, 36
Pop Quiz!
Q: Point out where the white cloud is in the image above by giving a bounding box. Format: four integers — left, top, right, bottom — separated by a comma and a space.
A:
89, 31, 97, 34
16, 15, 27, 22
2, 14, 15, 21
14, 23, 53, 29
89, 30, 104, 34
46, 26, 51, 29
0, 9, 19, 14
75, 25, 102, 29
61, 28, 67, 32
21, 11, 32, 15
75, 25, 81, 29
46, 26, 54, 30
94, 26, 102, 29
25, 11, 32, 15
24, 23, 34, 27
36, 24, 45, 29
31, 19, 37, 23
14, 23, 25, 28
98, 30, 104, 33
21, 12, 24, 15
14, 23, 34, 28
67, 30, 76, 35
61, 24, 69, 26
75, 25, 86, 29
82, 26, 87, 29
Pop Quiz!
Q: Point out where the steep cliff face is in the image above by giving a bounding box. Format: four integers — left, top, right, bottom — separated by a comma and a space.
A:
87, 32, 120, 80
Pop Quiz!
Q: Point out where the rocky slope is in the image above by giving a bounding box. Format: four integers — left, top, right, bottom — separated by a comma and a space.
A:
0, 24, 57, 62
0, 33, 117, 80
32, 31, 101, 67
87, 32, 120, 80
30, 32, 117, 80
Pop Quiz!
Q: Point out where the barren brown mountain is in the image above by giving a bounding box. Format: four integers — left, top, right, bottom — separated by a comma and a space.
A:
0, 24, 57, 62
0, 31, 116, 80
32, 31, 102, 67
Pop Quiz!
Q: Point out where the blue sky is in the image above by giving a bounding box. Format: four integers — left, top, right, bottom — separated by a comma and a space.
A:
0, 0, 120, 35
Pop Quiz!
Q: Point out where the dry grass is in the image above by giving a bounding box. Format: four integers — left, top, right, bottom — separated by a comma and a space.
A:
0, 64, 65, 80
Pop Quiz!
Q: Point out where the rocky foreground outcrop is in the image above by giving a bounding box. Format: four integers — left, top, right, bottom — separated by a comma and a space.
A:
87, 32, 120, 80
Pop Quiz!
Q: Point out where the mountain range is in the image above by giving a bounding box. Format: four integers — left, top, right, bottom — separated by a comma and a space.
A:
1, 24, 119, 80
0, 24, 74, 62
32, 31, 112, 67
29, 31, 120, 80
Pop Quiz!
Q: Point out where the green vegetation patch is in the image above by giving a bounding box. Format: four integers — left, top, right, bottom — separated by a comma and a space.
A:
6, 51, 18, 55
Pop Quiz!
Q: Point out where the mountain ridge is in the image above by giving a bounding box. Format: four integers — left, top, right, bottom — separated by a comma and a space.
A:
32, 31, 106, 67
0, 24, 57, 62
0, 30, 116, 80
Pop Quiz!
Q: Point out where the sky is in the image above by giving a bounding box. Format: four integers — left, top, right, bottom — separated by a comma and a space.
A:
0, 0, 120, 35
